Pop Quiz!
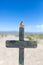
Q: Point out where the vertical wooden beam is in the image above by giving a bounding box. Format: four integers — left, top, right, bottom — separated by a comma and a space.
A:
19, 22, 24, 65
19, 48, 24, 65
19, 22, 24, 41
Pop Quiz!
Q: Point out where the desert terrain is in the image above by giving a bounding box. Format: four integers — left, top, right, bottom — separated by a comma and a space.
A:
0, 34, 43, 65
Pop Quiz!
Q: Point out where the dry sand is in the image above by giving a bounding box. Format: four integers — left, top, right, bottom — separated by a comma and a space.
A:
0, 35, 43, 65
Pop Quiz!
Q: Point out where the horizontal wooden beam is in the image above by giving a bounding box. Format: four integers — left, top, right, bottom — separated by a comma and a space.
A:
6, 40, 37, 48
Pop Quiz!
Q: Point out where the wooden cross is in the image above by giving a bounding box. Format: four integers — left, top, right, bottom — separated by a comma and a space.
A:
6, 22, 37, 65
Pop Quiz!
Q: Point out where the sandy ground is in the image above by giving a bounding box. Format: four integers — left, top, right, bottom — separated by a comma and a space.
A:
0, 35, 43, 65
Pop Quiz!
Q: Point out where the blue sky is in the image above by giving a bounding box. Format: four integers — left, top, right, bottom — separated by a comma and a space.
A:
0, 0, 43, 32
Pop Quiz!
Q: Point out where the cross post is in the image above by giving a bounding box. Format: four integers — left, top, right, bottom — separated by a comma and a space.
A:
6, 21, 37, 65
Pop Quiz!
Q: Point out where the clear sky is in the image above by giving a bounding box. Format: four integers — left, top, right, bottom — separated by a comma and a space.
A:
0, 0, 43, 32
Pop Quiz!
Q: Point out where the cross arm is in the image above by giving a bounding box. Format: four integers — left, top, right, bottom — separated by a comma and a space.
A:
6, 40, 37, 48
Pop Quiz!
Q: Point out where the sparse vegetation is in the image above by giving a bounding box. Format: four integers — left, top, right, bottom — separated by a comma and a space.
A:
0, 34, 43, 40
25, 34, 43, 40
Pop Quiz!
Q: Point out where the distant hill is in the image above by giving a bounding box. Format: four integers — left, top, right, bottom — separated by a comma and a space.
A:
0, 31, 19, 34
0, 31, 43, 34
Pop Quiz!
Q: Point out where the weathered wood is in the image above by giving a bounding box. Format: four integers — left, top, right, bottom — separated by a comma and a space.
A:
19, 48, 24, 65
19, 27, 24, 41
6, 40, 37, 48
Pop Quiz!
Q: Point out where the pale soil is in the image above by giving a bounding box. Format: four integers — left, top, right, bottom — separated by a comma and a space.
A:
0, 35, 43, 65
